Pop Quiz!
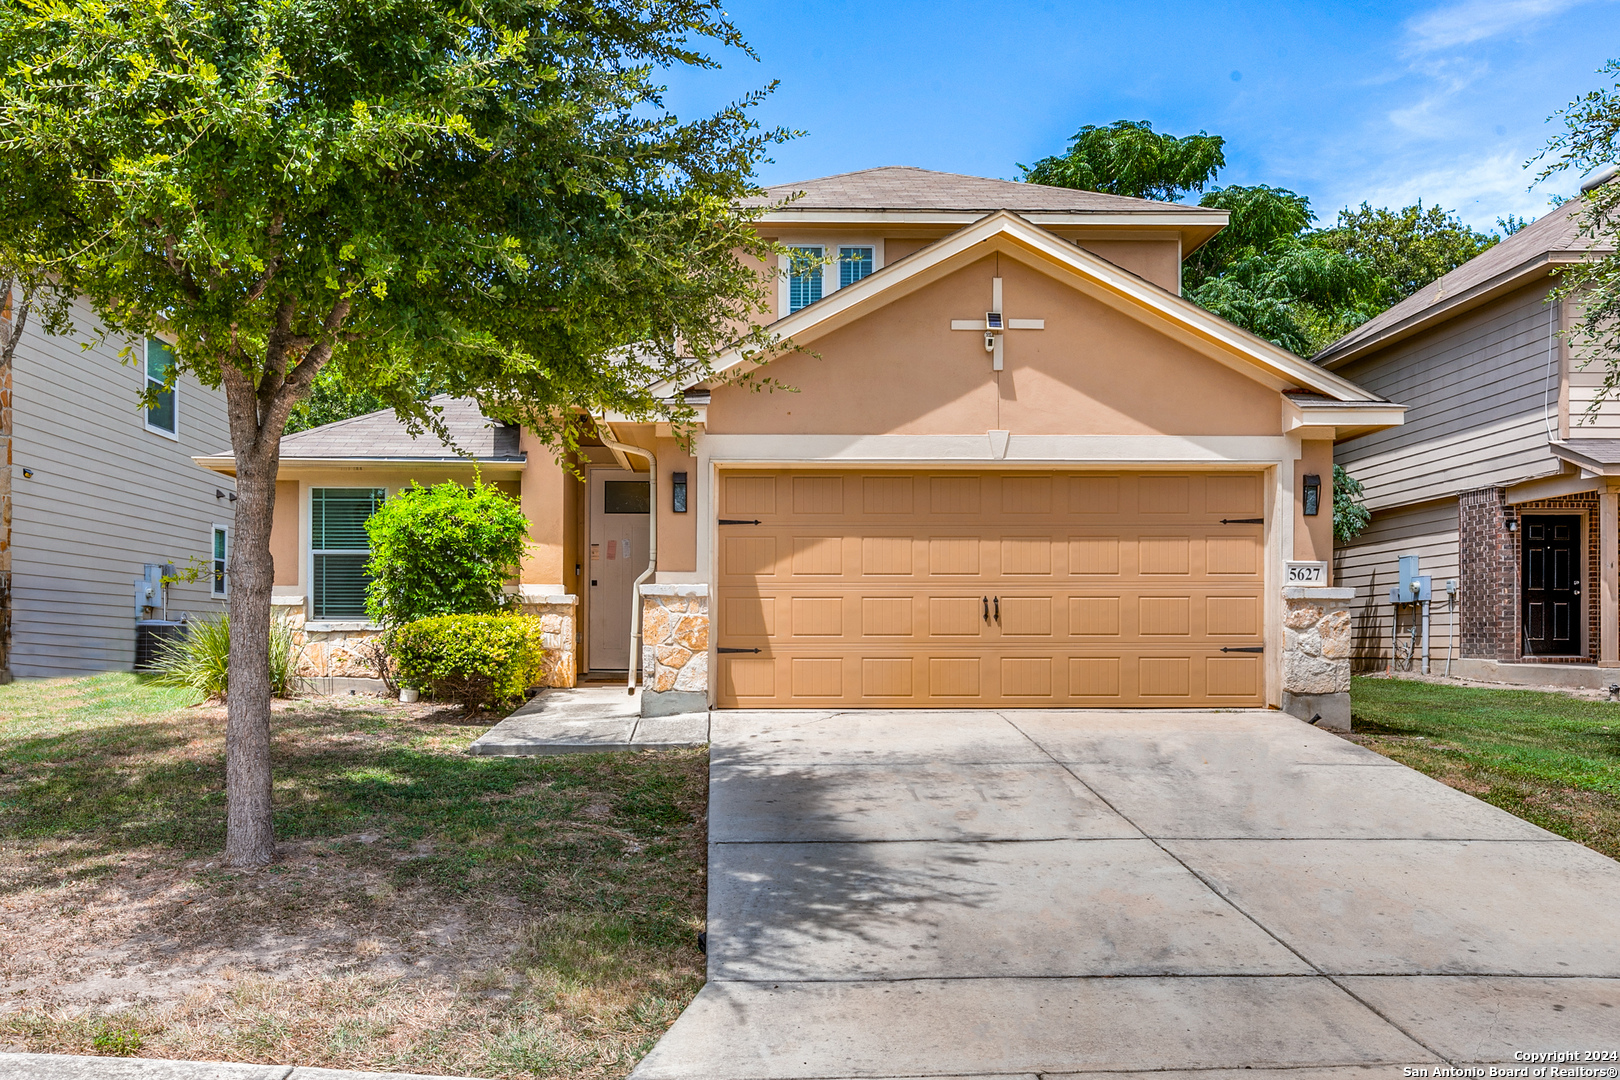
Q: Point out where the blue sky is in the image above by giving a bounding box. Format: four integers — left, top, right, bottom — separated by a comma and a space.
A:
662, 0, 1620, 232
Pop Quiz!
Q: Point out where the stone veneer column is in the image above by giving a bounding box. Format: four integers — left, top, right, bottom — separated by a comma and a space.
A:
1281, 585, 1353, 732
516, 594, 578, 688
639, 584, 709, 717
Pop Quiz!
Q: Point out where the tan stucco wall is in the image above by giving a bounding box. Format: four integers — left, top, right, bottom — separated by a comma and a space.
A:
1295, 439, 1335, 568
1073, 239, 1181, 294
519, 432, 568, 587
883, 237, 934, 264
708, 254, 1282, 438
271, 480, 299, 586
657, 438, 698, 572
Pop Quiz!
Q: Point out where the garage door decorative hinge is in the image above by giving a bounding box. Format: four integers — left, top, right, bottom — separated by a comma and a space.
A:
717, 647, 762, 654
718, 518, 762, 525
1219, 518, 1264, 525
1220, 646, 1265, 653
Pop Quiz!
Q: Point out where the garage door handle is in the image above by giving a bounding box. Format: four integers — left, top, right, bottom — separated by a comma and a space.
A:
717, 647, 762, 654
1220, 518, 1264, 525
718, 519, 762, 525
994, 596, 1000, 622
983, 597, 990, 623
1220, 646, 1265, 653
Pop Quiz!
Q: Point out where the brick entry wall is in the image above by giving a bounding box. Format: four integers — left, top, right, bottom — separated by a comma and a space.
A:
1458, 486, 1601, 661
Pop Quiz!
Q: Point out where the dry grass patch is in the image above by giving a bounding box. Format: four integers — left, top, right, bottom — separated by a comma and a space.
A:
0, 673, 708, 1077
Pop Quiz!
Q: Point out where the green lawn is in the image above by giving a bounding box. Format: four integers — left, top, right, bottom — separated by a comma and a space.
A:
1350, 675, 1620, 859
0, 673, 708, 1077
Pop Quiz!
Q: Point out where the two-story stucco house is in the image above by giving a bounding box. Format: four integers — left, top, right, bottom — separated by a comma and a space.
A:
2, 289, 235, 679
201, 166, 1404, 725
1319, 188, 1620, 683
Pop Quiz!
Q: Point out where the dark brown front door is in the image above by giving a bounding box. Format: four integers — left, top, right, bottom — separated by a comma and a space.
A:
1522, 515, 1582, 656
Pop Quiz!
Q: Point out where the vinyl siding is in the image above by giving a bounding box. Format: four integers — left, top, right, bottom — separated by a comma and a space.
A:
1563, 294, 1620, 437
10, 296, 234, 677
1333, 499, 1460, 671
1333, 281, 1564, 510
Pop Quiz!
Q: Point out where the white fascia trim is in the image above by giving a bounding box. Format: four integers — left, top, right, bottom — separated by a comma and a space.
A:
700, 433, 1294, 466
752, 210, 1230, 228
599, 405, 706, 425
681, 210, 1377, 404
1283, 400, 1408, 433
192, 455, 527, 476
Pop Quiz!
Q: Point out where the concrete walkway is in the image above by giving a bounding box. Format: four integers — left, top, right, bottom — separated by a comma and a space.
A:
466, 685, 708, 755
633, 708, 1620, 1079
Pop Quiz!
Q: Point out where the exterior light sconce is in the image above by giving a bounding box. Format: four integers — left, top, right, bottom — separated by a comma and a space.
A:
216, 488, 238, 502
671, 471, 688, 513
20, 467, 32, 479
1302, 474, 1321, 517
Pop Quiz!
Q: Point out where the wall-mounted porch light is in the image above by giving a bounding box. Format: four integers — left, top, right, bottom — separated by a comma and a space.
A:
672, 471, 688, 513
1302, 473, 1321, 517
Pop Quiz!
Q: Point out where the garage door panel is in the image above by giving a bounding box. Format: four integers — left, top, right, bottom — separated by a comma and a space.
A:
715, 470, 1268, 708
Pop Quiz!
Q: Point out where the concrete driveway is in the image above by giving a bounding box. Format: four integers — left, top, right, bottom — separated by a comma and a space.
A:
631, 708, 1620, 1080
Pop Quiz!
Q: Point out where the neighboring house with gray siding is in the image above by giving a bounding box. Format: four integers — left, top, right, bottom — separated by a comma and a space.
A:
3, 290, 234, 678
1314, 192, 1619, 682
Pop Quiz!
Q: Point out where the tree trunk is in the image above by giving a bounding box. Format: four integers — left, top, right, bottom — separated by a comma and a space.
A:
223, 438, 278, 867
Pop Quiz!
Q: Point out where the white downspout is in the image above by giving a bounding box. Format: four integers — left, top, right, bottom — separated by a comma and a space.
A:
596, 420, 656, 696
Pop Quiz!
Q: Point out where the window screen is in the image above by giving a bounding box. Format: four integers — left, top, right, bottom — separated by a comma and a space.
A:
311, 488, 384, 619
788, 246, 824, 312
839, 246, 874, 288
604, 480, 650, 514
146, 339, 177, 435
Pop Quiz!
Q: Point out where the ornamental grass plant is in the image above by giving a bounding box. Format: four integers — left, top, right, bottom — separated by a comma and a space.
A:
153, 615, 303, 700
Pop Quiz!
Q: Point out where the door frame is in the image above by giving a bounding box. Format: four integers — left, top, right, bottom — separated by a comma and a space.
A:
1518, 510, 1589, 659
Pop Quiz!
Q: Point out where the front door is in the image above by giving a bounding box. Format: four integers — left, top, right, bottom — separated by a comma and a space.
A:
587, 469, 651, 671
1521, 514, 1582, 656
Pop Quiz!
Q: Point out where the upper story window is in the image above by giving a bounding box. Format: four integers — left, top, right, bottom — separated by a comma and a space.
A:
145, 338, 178, 437
310, 487, 385, 620
788, 246, 824, 313
839, 246, 874, 288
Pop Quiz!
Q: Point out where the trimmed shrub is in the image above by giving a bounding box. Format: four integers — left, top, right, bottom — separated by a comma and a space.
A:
153, 615, 303, 700
390, 614, 545, 712
365, 479, 530, 628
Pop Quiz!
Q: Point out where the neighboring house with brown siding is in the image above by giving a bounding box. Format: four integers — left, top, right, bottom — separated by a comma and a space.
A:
1315, 191, 1618, 682
201, 166, 1403, 726
1, 289, 235, 679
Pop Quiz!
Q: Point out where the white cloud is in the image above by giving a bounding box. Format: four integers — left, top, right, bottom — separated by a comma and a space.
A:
1337, 150, 1561, 229
1405, 0, 1600, 52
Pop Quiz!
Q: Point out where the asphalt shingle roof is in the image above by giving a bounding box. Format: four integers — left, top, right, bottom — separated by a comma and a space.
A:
276, 396, 523, 461
1315, 196, 1615, 365
745, 165, 1210, 214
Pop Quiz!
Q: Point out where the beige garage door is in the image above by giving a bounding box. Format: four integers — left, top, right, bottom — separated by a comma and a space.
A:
714, 470, 1267, 708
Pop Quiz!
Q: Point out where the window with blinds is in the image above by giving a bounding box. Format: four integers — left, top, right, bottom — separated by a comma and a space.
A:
311, 488, 385, 620
839, 246, 874, 288
788, 246, 824, 312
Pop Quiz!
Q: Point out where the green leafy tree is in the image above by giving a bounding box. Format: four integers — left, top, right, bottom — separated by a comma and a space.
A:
1184, 186, 1374, 356
1313, 202, 1498, 310
1333, 465, 1371, 544
0, 0, 783, 865
365, 480, 530, 628
1021, 120, 1226, 201
1536, 59, 1620, 410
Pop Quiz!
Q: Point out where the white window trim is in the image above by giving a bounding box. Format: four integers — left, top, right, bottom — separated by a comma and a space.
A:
308, 485, 387, 622
143, 338, 181, 441
777, 236, 885, 317
211, 523, 229, 598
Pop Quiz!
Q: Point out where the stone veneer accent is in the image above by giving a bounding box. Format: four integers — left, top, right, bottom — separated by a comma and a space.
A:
639, 584, 709, 717
1281, 586, 1353, 731
271, 592, 578, 690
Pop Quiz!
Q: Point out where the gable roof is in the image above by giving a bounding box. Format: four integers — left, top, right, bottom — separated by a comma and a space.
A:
745, 166, 1212, 215
668, 210, 1397, 420
194, 396, 525, 476
1314, 196, 1614, 369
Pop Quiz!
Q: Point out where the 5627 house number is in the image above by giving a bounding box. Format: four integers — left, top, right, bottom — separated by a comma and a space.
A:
1285, 561, 1328, 584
